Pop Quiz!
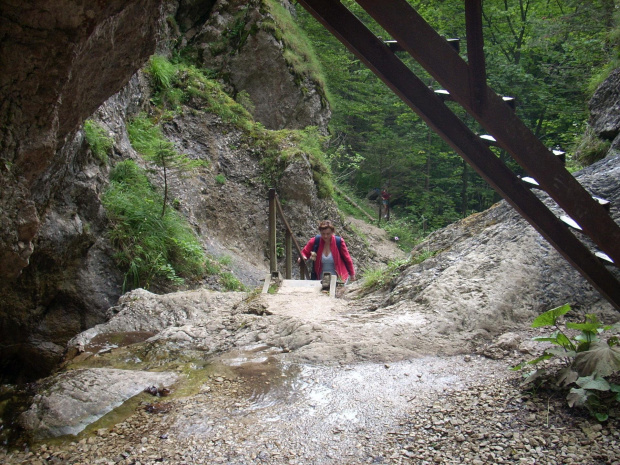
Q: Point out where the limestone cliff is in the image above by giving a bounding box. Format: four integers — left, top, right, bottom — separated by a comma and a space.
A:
0, 0, 163, 280
0, 0, 344, 383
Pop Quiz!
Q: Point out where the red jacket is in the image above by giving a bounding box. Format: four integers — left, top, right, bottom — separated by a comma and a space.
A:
301, 235, 355, 281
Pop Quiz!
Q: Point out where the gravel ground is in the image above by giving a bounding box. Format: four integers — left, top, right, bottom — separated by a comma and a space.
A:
2, 351, 619, 465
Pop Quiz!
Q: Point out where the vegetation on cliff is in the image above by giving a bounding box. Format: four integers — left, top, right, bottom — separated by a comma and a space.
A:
102, 160, 206, 291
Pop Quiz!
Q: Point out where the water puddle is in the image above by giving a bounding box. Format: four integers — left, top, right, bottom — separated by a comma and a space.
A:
172, 348, 474, 448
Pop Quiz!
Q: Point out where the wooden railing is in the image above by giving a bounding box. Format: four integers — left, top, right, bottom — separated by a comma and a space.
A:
268, 189, 310, 280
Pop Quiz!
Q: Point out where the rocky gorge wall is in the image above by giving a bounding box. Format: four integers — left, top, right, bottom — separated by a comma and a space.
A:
0, 0, 165, 381
0, 0, 342, 383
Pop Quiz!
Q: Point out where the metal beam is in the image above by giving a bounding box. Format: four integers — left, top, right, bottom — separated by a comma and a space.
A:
465, 0, 486, 112
354, 0, 620, 268
297, 0, 620, 309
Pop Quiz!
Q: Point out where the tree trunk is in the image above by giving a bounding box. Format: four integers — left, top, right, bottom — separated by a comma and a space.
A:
161, 161, 168, 218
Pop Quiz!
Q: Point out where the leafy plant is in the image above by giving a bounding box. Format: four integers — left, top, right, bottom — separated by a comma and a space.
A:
215, 174, 227, 185
148, 55, 177, 91
84, 120, 113, 164
102, 160, 206, 291
384, 218, 425, 252
513, 304, 620, 421
235, 90, 255, 114
220, 271, 245, 291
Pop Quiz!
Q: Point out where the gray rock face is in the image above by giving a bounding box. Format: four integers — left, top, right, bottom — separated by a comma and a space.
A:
187, 0, 331, 132
67, 288, 247, 354
0, 0, 162, 280
228, 30, 330, 131
0, 75, 151, 382
19, 368, 178, 440
376, 154, 620, 331
589, 68, 620, 141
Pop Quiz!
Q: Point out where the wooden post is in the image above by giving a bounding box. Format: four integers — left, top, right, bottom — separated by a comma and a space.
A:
269, 188, 277, 274
285, 230, 292, 279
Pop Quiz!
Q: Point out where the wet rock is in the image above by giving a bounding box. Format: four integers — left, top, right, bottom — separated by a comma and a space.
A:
19, 368, 178, 440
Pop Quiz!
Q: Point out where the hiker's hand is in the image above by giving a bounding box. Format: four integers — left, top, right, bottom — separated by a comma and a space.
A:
350, 274, 356, 282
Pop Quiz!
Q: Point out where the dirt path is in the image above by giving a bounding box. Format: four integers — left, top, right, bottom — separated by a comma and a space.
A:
345, 216, 407, 264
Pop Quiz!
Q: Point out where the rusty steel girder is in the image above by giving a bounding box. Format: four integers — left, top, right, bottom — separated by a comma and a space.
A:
297, 0, 620, 310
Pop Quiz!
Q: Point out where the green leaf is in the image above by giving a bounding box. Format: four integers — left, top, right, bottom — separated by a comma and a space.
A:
566, 322, 600, 332
594, 412, 609, 422
555, 332, 575, 350
526, 353, 554, 365
576, 374, 610, 391
532, 336, 562, 344
547, 347, 576, 358
555, 367, 579, 387
531, 304, 571, 328
520, 368, 547, 388
610, 384, 620, 393
574, 342, 620, 377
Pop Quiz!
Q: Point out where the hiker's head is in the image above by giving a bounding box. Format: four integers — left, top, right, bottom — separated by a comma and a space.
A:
318, 220, 335, 241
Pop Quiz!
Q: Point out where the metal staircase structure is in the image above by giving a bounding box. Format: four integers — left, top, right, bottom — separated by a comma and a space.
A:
297, 0, 620, 310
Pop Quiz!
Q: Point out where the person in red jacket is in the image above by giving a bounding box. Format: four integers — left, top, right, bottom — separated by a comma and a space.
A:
299, 220, 356, 283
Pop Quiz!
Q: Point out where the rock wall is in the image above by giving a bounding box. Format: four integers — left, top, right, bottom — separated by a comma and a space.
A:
369, 154, 620, 334
0, 0, 340, 383
0, 0, 163, 280
589, 68, 620, 153
0, 74, 152, 381
185, 0, 331, 132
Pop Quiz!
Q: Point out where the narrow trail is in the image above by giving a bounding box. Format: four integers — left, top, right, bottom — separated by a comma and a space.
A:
344, 215, 407, 264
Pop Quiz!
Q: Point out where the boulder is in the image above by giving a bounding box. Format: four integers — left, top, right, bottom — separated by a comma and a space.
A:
19, 368, 178, 440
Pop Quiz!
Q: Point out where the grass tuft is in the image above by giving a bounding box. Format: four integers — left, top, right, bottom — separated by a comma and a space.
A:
84, 120, 113, 165
102, 160, 206, 291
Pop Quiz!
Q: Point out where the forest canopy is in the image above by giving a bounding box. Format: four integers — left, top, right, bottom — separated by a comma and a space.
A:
296, 0, 619, 232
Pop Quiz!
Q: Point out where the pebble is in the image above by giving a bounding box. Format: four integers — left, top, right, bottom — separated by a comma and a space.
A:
2, 361, 618, 465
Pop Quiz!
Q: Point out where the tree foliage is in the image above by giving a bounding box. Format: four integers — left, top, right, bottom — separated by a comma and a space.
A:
296, 0, 617, 232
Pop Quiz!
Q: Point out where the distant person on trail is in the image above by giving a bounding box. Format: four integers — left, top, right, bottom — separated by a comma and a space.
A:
298, 220, 356, 285
381, 189, 391, 219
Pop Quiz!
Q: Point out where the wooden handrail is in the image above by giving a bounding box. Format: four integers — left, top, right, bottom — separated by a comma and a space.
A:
268, 189, 311, 280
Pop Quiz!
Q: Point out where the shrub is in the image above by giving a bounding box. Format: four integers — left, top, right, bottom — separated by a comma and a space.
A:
383, 218, 422, 252
360, 257, 411, 293
127, 114, 204, 217
215, 174, 227, 185
102, 160, 206, 291
235, 90, 255, 114
148, 54, 177, 91
84, 120, 113, 164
